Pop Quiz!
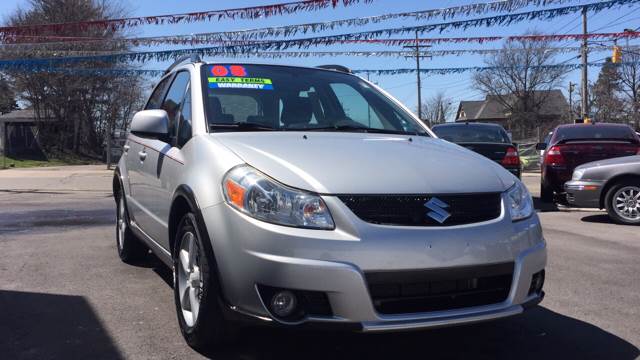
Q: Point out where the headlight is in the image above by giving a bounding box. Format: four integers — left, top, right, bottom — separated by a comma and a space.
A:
572, 168, 585, 180
222, 165, 335, 229
506, 180, 534, 222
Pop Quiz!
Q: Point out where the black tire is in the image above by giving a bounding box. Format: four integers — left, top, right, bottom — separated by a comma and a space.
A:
605, 181, 640, 225
116, 189, 147, 263
173, 213, 234, 353
540, 182, 554, 203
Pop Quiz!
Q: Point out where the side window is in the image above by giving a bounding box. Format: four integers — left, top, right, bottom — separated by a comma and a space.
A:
161, 71, 190, 144
145, 76, 172, 110
177, 86, 192, 148
329, 83, 384, 128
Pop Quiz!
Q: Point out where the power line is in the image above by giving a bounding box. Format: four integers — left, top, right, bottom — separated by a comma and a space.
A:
590, 6, 640, 32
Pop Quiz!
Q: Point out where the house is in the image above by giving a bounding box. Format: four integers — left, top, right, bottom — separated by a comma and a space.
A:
455, 90, 569, 139
0, 108, 55, 159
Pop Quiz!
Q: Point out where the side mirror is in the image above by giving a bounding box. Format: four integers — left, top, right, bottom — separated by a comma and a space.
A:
130, 110, 169, 138
535, 143, 547, 151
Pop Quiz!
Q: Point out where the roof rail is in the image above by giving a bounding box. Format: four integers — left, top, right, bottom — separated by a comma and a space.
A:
164, 54, 202, 75
316, 64, 352, 73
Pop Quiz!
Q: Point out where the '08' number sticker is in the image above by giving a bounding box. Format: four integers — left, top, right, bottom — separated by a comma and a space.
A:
210, 65, 247, 77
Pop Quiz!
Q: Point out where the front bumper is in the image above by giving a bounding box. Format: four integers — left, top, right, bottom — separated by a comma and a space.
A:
564, 180, 604, 208
203, 195, 547, 332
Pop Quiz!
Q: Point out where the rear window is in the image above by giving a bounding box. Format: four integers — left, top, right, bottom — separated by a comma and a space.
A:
432, 125, 510, 144
552, 125, 639, 144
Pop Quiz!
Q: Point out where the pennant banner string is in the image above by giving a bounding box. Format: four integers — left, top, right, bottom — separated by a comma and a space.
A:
1, 30, 638, 69
0, 0, 590, 40
1, 0, 579, 43
2, 0, 638, 51
0, 0, 370, 37
0, 46, 623, 59
17, 62, 629, 78
7, 31, 640, 53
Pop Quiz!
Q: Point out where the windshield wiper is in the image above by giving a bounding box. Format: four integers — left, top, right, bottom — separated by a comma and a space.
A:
209, 122, 275, 132
303, 124, 426, 136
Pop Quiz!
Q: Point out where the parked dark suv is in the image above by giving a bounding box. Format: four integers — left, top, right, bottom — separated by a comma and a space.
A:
432, 122, 521, 178
537, 123, 640, 203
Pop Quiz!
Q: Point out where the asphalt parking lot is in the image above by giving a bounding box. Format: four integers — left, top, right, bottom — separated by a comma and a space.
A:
0, 165, 638, 359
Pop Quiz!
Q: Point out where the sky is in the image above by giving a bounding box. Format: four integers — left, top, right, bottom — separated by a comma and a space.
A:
1, 0, 639, 121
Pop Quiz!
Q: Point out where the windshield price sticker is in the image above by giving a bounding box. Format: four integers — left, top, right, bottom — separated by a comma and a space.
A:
210, 65, 247, 77
208, 77, 273, 90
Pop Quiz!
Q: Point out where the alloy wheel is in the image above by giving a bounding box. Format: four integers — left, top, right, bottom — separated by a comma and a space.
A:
613, 186, 640, 221
117, 197, 126, 250
177, 231, 203, 328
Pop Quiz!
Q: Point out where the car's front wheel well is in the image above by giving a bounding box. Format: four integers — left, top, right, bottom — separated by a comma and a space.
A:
169, 195, 193, 253
600, 174, 640, 208
112, 172, 122, 203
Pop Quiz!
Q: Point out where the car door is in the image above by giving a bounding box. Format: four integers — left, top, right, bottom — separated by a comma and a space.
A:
125, 74, 173, 225
135, 71, 190, 248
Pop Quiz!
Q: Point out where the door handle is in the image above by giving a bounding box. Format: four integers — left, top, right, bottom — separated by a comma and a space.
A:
123, 144, 130, 154
138, 151, 147, 161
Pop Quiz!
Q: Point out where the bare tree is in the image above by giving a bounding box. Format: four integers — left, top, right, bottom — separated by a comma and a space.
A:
472, 32, 566, 140
419, 92, 453, 125
0, 75, 17, 114
619, 48, 640, 130
3, 0, 144, 160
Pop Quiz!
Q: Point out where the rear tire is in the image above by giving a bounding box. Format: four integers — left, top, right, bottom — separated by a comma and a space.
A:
116, 190, 147, 263
540, 183, 554, 203
605, 181, 640, 225
173, 213, 234, 353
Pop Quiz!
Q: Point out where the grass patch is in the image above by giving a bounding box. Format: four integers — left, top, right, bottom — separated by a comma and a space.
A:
0, 155, 93, 169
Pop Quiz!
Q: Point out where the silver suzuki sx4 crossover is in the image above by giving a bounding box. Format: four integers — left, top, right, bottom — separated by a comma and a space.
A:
113, 59, 546, 351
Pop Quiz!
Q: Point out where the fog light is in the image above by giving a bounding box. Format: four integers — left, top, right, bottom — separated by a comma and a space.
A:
529, 270, 545, 295
270, 291, 297, 317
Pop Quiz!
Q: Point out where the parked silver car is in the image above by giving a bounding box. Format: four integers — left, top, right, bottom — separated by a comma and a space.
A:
566, 155, 640, 224
113, 56, 547, 351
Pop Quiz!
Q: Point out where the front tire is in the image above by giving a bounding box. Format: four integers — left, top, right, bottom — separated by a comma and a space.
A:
605, 181, 640, 225
173, 213, 233, 352
116, 191, 147, 263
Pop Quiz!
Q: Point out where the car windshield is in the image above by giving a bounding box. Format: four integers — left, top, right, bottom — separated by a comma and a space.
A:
201, 64, 429, 136
552, 125, 639, 143
432, 124, 510, 144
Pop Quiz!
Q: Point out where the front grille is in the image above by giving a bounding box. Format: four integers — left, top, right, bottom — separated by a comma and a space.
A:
338, 193, 502, 226
365, 263, 514, 315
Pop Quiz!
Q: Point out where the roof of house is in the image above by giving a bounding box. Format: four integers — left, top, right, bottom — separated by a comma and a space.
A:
457, 90, 569, 121
457, 101, 484, 120
0, 108, 55, 123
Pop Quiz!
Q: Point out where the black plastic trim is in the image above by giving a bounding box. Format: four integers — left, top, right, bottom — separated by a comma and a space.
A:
522, 291, 545, 310
366, 262, 514, 284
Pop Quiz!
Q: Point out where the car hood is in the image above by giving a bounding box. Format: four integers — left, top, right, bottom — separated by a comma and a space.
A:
212, 132, 515, 194
577, 155, 640, 169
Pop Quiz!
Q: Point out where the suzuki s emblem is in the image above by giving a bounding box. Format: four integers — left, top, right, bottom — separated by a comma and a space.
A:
424, 197, 451, 224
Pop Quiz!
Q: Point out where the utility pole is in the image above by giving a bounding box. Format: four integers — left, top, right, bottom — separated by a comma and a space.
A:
415, 32, 423, 122
580, 6, 589, 121
1, 123, 5, 169
568, 82, 575, 122
404, 32, 431, 122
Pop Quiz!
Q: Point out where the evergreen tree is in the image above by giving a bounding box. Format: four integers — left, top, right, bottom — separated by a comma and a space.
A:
591, 57, 624, 122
